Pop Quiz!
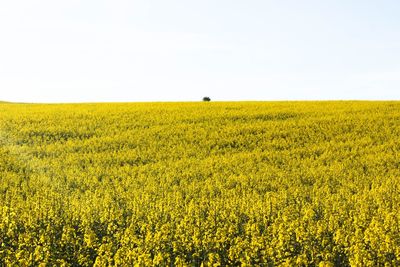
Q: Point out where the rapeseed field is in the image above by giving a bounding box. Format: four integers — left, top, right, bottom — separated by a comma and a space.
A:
0, 101, 399, 266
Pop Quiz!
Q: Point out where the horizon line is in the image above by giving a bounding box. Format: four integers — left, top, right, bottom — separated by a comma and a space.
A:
1, 99, 400, 105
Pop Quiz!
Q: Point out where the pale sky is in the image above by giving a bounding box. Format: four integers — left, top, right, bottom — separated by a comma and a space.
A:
1, 0, 400, 102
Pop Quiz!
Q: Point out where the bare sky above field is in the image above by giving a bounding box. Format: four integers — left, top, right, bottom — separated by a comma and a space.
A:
1, 1, 400, 102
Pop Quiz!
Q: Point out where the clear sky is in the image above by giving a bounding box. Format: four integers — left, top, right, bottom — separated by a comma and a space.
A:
1, 0, 400, 102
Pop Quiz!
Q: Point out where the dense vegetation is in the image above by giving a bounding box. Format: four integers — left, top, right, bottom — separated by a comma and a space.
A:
0, 101, 399, 266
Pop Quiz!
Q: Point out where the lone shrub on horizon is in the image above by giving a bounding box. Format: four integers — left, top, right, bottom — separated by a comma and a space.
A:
203, 97, 211, 102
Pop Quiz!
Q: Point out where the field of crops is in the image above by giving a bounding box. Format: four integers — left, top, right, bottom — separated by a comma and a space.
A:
0, 101, 399, 266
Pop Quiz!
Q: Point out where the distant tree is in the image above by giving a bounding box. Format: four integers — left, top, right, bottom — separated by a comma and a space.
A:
203, 97, 211, 102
